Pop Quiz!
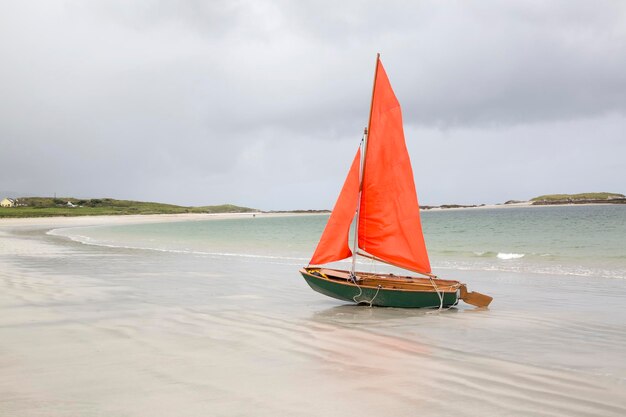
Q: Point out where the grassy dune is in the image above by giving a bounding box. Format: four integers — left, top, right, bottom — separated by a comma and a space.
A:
531, 192, 625, 205
0, 198, 258, 218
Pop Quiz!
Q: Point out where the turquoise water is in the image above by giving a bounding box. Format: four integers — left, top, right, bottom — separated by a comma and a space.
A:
51, 205, 626, 280
425, 205, 626, 279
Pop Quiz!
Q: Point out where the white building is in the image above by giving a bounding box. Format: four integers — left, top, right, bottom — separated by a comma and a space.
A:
1, 198, 15, 207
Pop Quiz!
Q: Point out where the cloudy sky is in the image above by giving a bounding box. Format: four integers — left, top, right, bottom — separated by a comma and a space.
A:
1, 1, 625, 209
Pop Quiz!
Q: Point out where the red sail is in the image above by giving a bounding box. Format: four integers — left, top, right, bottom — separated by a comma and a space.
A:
309, 149, 361, 265
357, 59, 431, 274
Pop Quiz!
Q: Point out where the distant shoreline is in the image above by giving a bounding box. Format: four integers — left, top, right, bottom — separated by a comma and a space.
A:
2, 193, 624, 219
422, 193, 626, 211
2, 203, 623, 224
0, 212, 325, 228
420, 201, 625, 212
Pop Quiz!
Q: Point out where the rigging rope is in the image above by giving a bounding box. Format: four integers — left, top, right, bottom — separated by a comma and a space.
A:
350, 272, 381, 307
429, 277, 444, 311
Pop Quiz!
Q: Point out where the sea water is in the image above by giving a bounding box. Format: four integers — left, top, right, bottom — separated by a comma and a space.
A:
50, 205, 626, 280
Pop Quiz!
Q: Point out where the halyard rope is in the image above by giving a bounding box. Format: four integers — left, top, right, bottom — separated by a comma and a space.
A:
429, 277, 444, 311
350, 273, 381, 307
367, 285, 382, 307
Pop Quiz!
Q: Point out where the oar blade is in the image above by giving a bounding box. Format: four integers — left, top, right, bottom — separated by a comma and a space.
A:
461, 290, 493, 308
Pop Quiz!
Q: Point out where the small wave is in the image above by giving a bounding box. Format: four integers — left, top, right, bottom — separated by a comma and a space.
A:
433, 258, 626, 280
48, 229, 310, 262
471, 251, 525, 260
472, 251, 497, 257
497, 252, 525, 260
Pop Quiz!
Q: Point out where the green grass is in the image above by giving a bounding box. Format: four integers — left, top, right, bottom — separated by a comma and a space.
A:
0, 197, 258, 218
191, 204, 258, 214
531, 192, 625, 202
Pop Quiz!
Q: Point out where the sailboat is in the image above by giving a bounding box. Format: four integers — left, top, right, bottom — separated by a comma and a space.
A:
299, 54, 492, 308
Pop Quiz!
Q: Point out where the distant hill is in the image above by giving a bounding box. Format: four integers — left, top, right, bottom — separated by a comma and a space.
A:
531, 192, 626, 205
0, 197, 258, 218
193, 204, 259, 214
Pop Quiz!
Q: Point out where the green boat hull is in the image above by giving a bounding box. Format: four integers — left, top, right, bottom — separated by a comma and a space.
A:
300, 269, 459, 308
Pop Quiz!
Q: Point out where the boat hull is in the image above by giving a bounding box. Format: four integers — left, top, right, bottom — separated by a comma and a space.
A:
300, 268, 459, 308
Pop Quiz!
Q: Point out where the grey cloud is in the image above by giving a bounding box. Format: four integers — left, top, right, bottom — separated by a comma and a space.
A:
0, 1, 625, 208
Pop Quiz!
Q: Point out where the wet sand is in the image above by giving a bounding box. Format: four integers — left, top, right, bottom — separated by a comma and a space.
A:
1, 215, 625, 416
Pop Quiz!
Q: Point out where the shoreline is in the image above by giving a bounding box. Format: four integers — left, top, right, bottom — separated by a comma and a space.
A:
0, 211, 327, 229
421, 201, 626, 212
2, 202, 624, 223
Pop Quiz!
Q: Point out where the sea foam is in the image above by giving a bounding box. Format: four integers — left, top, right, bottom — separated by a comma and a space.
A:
497, 252, 525, 260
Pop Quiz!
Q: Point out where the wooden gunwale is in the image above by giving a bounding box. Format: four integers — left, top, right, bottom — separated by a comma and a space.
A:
304, 268, 461, 293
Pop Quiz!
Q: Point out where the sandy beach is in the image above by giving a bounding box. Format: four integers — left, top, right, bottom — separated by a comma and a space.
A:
1, 213, 625, 417
0, 211, 298, 227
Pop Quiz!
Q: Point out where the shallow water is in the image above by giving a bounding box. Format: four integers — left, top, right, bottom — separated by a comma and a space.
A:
1, 209, 626, 416
50, 205, 626, 280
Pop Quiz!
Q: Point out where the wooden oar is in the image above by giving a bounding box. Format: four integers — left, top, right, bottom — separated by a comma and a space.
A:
459, 284, 493, 308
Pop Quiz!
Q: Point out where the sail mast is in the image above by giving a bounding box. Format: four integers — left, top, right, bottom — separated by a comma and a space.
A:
350, 53, 380, 277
